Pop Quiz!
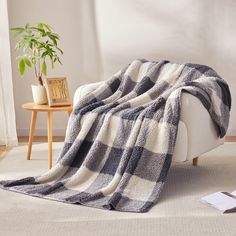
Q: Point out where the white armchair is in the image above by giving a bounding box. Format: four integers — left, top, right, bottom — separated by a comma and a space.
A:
73, 82, 224, 165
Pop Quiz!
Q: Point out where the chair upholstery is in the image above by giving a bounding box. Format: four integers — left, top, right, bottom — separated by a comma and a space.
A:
73, 82, 224, 163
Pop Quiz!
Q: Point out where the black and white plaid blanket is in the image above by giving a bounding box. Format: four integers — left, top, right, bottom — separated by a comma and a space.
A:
0, 59, 231, 212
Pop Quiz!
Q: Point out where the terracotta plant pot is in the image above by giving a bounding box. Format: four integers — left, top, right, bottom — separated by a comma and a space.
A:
31, 85, 48, 105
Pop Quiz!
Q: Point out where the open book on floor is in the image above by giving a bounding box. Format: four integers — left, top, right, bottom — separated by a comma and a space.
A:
201, 191, 236, 213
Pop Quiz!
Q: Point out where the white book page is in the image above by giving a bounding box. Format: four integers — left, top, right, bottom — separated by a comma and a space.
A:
201, 192, 236, 212
231, 190, 236, 196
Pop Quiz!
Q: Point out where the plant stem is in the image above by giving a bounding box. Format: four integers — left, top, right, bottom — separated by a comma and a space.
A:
38, 58, 40, 78
33, 47, 38, 78
37, 59, 43, 85
34, 64, 37, 78
38, 76, 43, 86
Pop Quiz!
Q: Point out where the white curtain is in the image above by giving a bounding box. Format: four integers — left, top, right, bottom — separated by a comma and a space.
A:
0, 0, 18, 146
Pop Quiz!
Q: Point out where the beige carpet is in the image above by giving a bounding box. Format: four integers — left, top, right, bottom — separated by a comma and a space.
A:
0, 142, 236, 236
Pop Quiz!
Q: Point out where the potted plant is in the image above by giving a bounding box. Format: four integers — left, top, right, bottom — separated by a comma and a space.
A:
11, 22, 63, 104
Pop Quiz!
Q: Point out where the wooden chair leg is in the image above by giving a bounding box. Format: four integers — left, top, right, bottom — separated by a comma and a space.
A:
192, 157, 199, 166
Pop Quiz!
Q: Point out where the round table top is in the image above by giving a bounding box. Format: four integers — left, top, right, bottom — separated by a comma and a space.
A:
22, 103, 73, 112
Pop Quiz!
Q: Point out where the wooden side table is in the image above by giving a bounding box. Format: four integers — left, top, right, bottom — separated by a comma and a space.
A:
22, 103, 73, 169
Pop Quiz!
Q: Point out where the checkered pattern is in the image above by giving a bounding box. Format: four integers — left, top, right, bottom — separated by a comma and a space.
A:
0, 59, 231, 212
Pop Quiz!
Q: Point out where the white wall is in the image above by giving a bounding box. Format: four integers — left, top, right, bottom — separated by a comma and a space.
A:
8, 0, 101, 136
96, 0, 236, 135
8, 0, 236, 136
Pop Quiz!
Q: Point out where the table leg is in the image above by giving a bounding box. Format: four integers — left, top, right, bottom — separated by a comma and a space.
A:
47, 111, 53, 169
193, 157, 199, 166
68, 109, 72, 116
27, 111, 37, 160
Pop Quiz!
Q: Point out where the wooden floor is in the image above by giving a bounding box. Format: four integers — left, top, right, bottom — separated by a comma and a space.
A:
17, 136, 236, 142
18, 136, 65, 143
0, 136, 236, 159
225, 136, 236, 142
0, 146, 12, 160
0, 136, 64, 160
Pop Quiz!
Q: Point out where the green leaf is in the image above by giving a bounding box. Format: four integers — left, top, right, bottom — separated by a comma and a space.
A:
10, 27, 24, 31
24, 57, 32, 67
12, 22, 62, 73
10, 27, 25, 37
15, 42, 21, 50
52, 33, 59, 39
51, 37, 57, 46
56, 47, 63, 54
57, 57, 62, 64
42, 60, 47, 76
43, 23, 52, 32
38, 23, 43, 29
18, 59, 25, 76
31, 27, 45, 36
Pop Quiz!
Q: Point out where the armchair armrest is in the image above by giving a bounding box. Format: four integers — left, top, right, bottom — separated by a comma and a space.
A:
73, 82, 103, 108
73, 82, 224, 162
179, 93, 224, 159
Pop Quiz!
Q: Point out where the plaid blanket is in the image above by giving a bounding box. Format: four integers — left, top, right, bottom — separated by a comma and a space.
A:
0, 59, 231, 212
